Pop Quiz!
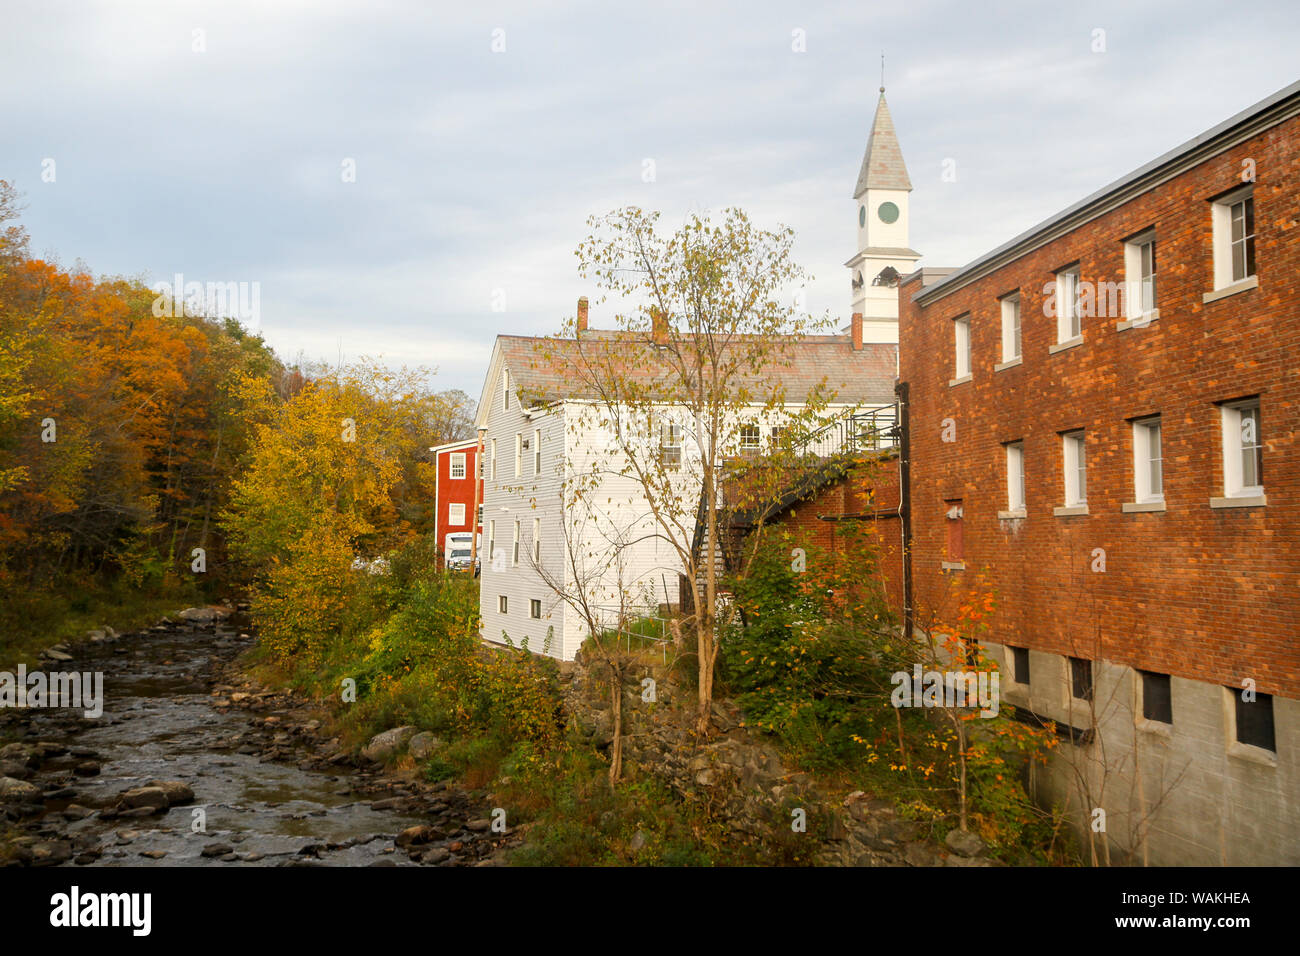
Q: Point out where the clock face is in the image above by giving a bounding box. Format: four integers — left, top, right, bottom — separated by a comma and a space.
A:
858, 205, 866, 227
878, 201, 900, 224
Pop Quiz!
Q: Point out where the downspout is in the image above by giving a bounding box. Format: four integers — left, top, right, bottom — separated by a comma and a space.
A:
895, 381, 914, 642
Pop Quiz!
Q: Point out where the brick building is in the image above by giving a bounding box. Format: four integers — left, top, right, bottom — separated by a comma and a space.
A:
898, 80, 1300, 864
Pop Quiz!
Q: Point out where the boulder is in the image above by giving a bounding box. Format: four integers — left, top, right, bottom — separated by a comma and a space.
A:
0, 777, 41, 804
361, 726, 417, 763
145, 780, 195, 805
120, 787, 169, 811
395, 825, 435, 847
408, 732, 443, 761
944, 827, 987, 858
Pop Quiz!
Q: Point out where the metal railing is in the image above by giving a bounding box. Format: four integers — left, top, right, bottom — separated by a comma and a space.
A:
792, 403, 900, 459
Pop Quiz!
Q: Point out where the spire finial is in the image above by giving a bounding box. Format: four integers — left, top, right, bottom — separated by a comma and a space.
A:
880, 53, 885, 93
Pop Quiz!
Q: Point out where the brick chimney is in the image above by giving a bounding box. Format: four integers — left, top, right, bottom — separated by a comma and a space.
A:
851, 312, 863, 351
651, 306, 668, 345
577, 296, 588, 333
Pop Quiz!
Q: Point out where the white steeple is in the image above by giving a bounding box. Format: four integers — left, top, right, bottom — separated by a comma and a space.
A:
846, 87, 919, 344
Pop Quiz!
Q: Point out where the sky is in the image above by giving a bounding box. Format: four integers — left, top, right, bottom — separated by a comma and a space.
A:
2, 0, 1297, 400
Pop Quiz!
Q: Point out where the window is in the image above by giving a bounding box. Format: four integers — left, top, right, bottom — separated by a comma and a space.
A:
448, 502, 465, 525
1140, 671, 1172, 724
532, 517, 540, 565
498, 595, 508, 614
1132, 417, 1163, 502
770, 425, 786, 448
659, 422, 683, 468
1055, 266, 1081, 342
534, 428, 541, 475
1232, 689, 1275, 752
952, 315, 971, 379
514, 433, 522, 478
512, 519, 519, 566
449, 452, 466, 479
488, 520, 496, 562
1062, 431, 1087, 507
1010, 646, 1030, 686
530, 599, 542, 620
1211, 188, 1256, 290
503, 369, 511, 410
490, 439, 497, 481
1005, 441, 1025, 513
1069, 657, 1093, 702
1000, 294, 1021, 362
740, 424, 761, 455
1123, 230, 1157, 322
476, 504, 483, 527
1220, 398, 1262, 497
944, 499, 963, 565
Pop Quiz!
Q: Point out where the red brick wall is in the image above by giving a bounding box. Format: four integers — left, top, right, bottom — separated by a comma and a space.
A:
898, 113, 1300, 697
763, 456, 906, 612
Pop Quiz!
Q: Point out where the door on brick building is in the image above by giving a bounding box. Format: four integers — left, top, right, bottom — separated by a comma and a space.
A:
945, 499, 964, 564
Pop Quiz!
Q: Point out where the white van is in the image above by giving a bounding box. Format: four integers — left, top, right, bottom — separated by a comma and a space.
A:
444, 532, 479, 572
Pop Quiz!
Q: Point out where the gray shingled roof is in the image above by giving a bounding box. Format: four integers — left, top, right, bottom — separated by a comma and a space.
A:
497, 332, 897, 408
854, 91, 912, 196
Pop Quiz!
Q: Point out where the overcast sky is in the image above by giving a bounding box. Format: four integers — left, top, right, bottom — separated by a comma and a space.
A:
2, 0, 1297, 399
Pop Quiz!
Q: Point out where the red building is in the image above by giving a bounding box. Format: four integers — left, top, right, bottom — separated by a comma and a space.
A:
897, 80, 1300, 864
431, 437, 483, 566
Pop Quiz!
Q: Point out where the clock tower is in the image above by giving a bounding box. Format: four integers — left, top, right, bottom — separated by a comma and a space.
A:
846, 88, 919, 344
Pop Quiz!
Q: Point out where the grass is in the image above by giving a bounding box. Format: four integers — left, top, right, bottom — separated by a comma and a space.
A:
0, 574, 207, 666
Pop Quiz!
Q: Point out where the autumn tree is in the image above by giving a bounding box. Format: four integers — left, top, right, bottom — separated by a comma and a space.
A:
534, 207, 843, 734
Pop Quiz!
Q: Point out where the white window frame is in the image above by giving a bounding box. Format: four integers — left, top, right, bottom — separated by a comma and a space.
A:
488, 519, 496, 563
448, 502, 466, 525
530, 598, 542, 620
1055, 266, 1081, 343
1004, 441, 1026, 514
1062, 431, 1087, 507
499, 594, 508, 614
503, 368, 511, 410
739, 423, 761, 452
512, 519, 520, 567
514, 433, 522, 478
533, 428, 541, 475
490, 439, 497, 481
1211, 186, 1256, 290
1000, 294, 1021, 363
660, 421, 683, 469
1123, 230, 1157, 324
449, 452, 466, 479
1132, 417, 1163, 503
532, 517, 540, 565
1220, 399, 1262, 498
952, 314, 971, 380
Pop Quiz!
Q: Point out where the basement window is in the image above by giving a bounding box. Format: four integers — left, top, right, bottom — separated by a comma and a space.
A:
1232, 689, 1275, 753
1069, 657, 1093, 702
1140, 670, 1172, 724
1010, 646, 1030, 686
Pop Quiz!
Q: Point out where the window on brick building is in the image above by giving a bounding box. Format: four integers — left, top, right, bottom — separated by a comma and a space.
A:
476, 504, 483, 527
1062, 431, 1087, 506
1141, 671, 1172, 724
449, 452, 466, 479
1211, 187, 1256, 289
1005, 441, 1026, 513
1231, 689, 1275, 752
952, 315, 971, 380
1132, 416, 1163, 502
1055, 265, 1082, 342
1000, 293, 1021, 362
1123, 230, 1158, 321
1219, 398, 1262, 498
1010, 646, 1030, 685
448, 502, 465, 526
944, 499, 963, 564
1069, 657, 1093, 701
